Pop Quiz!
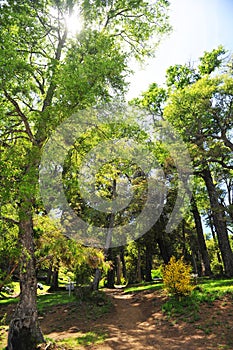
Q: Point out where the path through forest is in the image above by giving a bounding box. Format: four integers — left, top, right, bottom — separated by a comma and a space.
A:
40, 288, 233, 349
1, 288, 233, 349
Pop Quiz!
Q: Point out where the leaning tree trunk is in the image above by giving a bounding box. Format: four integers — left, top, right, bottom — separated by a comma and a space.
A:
191, 197, 212, 276
7, 202, 44, 350
202, 168, 233, 277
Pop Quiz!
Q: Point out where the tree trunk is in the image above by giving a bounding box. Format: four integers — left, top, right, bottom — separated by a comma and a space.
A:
136, 246, 142, 283
7, 203, 44, 350
145, 245, 152, 282
49, 268, 59, 291
191, 197, 212, 276
209, 213, 224, 274
46, 262, 53, 285
116, 255, 122, 285
92, 268, 101, 291
157, 235, 173, 264
106, 248, 115, 288
202, 168, 233, 276
120, 247, 127, 280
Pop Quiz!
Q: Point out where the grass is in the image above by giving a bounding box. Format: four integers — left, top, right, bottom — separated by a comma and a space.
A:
161, 277, 233, 321
199, 278, 233, 294
0, 281, 50, 306
0, 286, 112, 316
124, 281, 163, 294
0, 289, 112, 349
56, 330, 107, 348
37, 291, 77, 312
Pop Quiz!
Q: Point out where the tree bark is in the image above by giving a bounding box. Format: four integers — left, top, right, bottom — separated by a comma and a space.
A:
209, 214, 224, 274
92, 268, 101, 291
191, 197, 212, 276
157, 234, 173, 264
46, 262, 53, 285
106, 248, 115, 288
136, 246, 142, 283
145, 244, 152, 282
202, 168, 233, 276
116, 255, 122, 285
7, 203, 44, 350
49, 268, 59, 291
120, 247, 127, 280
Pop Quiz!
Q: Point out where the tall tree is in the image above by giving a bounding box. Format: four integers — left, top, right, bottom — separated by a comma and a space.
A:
0, 0, 170, 348
132, 47, 233, 275
164, 49, 233, 276
190, 197, 212, 276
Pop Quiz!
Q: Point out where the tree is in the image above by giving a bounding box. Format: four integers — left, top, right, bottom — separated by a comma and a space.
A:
190, 197, 212, 276
131, 47, 233, 276
0, 0, 170, 348
164, 49, 233, 276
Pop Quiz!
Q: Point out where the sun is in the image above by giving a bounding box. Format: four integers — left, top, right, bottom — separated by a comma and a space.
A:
65, 7, 83, 37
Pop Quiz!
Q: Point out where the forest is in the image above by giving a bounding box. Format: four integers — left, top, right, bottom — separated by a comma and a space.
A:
0, 0, 233, 349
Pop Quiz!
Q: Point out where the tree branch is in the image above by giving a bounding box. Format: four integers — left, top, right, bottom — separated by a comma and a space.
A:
42, 28, 68, 112
1, 216, 19, 225
3, 91, 36, 144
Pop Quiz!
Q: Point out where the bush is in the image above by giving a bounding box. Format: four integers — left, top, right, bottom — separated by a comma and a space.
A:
162, 256, 194, 298
75, 262, 93, 286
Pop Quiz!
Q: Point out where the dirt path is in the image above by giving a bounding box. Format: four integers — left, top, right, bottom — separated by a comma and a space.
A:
94, 289, 233, 350
89, 289, 208, 350
41, 288, 233, 350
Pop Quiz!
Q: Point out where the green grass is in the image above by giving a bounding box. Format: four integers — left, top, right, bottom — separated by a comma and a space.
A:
0, 283, 56, 308
124, 281, 163, 294
0, 296, 19, 306
0, 289, 111, 350
37, 291, 77, 312
0, 288, 112, 318
0, 281, 51, 301
162, 278, 233, 321
199, 278, 233, 294
56, 330, 107, 348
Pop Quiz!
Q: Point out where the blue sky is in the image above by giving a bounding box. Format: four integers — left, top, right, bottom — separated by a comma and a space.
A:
127, 0, 233, 99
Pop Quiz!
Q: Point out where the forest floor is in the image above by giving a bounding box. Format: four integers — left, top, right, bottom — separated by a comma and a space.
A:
1, 287, 233, 349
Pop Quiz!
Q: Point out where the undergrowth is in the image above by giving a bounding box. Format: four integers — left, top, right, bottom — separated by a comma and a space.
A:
162, 278, 233, 321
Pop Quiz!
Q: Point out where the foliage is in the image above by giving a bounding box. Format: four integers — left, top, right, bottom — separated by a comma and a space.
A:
206, 238, 224, 275
162, 256, 194, 297
151, 268, 163, 279
0, 0, 171, 344
75, 262, 93, 286
74, 248, 107, 286
133, 46, 233, 278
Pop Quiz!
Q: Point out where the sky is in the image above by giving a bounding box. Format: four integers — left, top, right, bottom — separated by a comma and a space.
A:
127, 0, 233, 99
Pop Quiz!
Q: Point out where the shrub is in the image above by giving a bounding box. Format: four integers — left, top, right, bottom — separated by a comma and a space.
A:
162, 256, 194, 298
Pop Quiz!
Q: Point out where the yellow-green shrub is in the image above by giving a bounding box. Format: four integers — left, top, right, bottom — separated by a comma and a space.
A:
162, 256, 194, 297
